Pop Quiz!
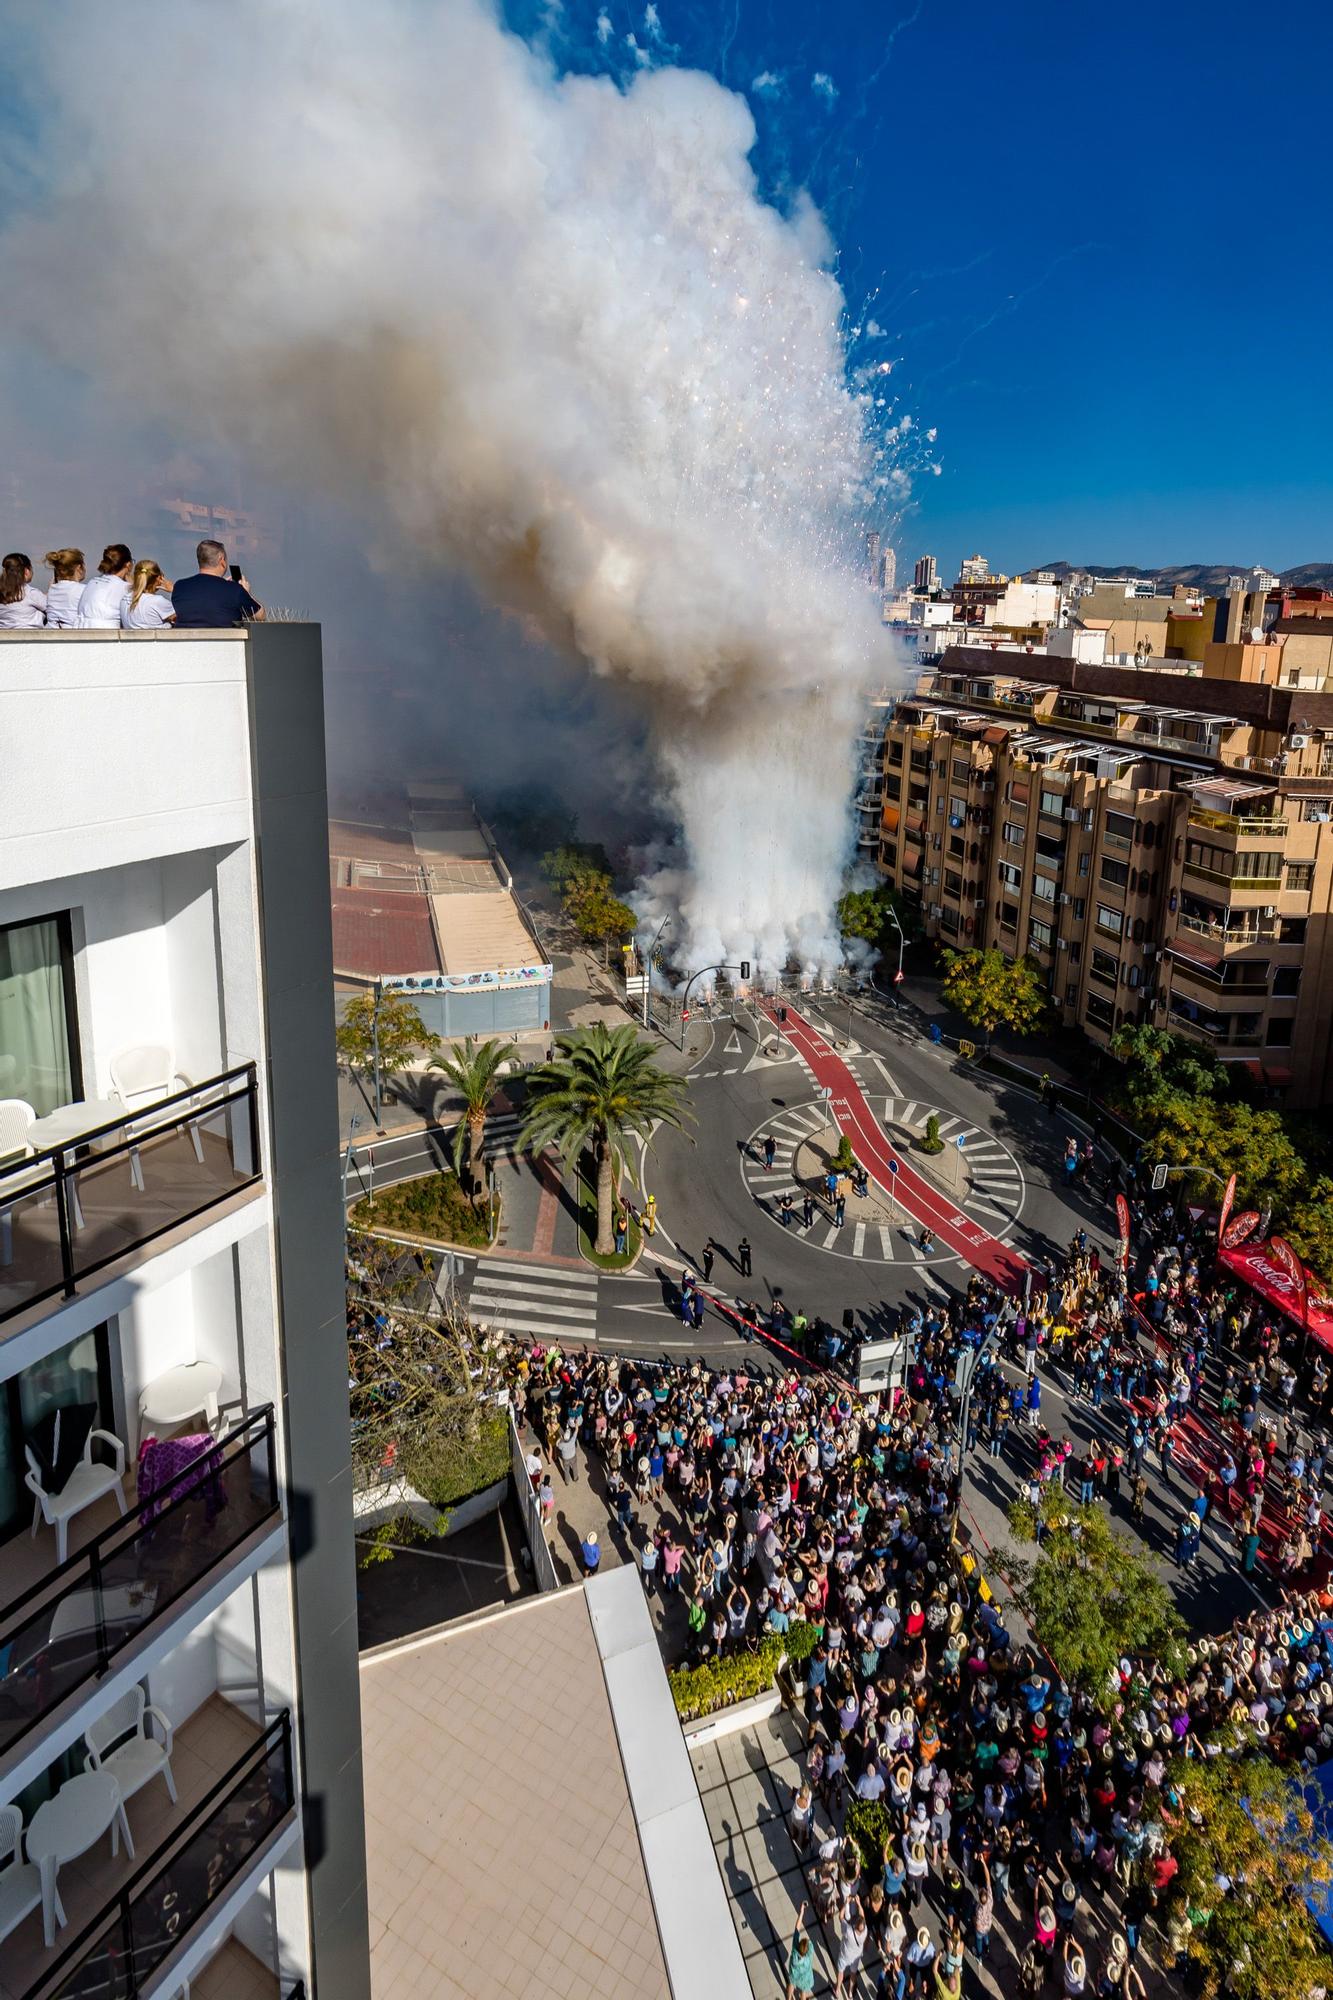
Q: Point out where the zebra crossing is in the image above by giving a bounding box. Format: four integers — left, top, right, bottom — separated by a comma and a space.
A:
465, 1255, 599, 1343
482, 1107, 525, 1164
738, 1095, 1026, 1261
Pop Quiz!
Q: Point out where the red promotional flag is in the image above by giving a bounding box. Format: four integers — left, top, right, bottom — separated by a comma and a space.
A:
1223, 1209, 1261, 1248
1271, 1235, 1310, 1332
1217, 1172, 1237, 1247
1115, 1193, 1132, 1265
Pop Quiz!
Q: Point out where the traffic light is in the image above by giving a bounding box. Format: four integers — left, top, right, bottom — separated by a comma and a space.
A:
740, 959, 751, 980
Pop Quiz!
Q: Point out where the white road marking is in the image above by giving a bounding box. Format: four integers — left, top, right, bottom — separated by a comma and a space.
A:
872, 1056, 903, 1094
822, 1224, 841, 1248
853, 1222, 866, 1257
933, 1114, 961, 1135
471, 1274, 601, 1304
480, 1257, 597, 1285
900, 1101, 919, 1125
723, 1029, 743, 1055
879, 1227, 893, 1258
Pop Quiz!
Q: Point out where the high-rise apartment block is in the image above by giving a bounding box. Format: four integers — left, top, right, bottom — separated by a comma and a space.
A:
874, 620, 1333, 1103
914, 554, 938, 593
881, 544, 897, 595
958, 553, 990, 584
0, 625, 369, 1999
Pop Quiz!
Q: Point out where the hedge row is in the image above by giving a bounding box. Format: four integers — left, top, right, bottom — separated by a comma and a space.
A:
667, 1619, 819, 1721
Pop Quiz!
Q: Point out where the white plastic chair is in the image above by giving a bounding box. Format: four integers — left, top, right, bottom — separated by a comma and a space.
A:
108, 1047, 203, 1190
0, 1098, 44, 1268
84, 1688, 177, 1808
25, 1425, 128, 1565
0, 1801, 55, 1946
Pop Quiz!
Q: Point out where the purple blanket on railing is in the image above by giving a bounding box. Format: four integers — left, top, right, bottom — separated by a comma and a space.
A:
137, 1434, 228, 1524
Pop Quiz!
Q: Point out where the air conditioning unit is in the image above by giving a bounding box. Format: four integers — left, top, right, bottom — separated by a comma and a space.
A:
1056, 938, 1068, 952
1057, 892, 1071, 905
974, 897, 986, 909
1290, 734, 1310, 749
1262, 906, 1276, 919
1063, 807, 1080, 823
928, 902, 943, 918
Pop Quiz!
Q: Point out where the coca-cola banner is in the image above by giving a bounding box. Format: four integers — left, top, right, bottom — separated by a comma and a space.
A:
1217, 1172, 1237, 1248
1219, 1240, 1333, 1352
1115, 1194, 1131, 1266
1222, 1209, 1261, 1248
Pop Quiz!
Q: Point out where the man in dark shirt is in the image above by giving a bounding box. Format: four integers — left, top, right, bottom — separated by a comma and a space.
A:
172, 538, 264, 628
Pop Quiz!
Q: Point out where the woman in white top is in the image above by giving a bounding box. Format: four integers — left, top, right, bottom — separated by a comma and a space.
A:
0, 552, 46, 628
121, 559, 176, 629
76, 543, 132, 627
43, 548, 86, 628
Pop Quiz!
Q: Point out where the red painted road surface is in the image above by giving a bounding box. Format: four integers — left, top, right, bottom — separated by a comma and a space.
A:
764, 1002, 1028, 1292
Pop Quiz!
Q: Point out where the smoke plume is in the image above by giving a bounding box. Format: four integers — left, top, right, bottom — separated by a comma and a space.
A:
4, 0, 901, 976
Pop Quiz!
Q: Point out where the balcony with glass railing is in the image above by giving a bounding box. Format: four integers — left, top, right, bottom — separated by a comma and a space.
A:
1187, 805, 1289, 838
6, 1706, 296, 2000
0, 1410, 281, 1784
0, 1067, 262, 1331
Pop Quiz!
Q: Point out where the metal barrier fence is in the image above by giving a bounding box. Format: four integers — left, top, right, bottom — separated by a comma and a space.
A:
508, 1407, 560, 1592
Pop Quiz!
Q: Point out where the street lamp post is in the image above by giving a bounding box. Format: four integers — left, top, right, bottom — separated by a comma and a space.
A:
641, 916, 670, 1031
341, 1113, 362, 1242
951, 1313, 1005, 1539
370, 981, 385, 1133
886, 905, 905, 986
677, 961, 744, 1050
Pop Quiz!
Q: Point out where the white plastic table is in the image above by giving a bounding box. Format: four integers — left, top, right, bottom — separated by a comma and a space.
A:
29, 1100, 125, 1150
138, 1360, 223, 1435
27, 1769, 134, 1946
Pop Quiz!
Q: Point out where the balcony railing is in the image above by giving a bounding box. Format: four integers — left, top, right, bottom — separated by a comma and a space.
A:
1182, 862, 1282, 891
0, 1064, 261, 1327
0, 1409, 279, 1768
1175, 911, 1263, 944
21, 1710, 295, 2000
1188, 806, 1289, 836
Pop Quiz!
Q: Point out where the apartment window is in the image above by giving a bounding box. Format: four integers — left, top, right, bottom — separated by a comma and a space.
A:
881, 840, 898, 868
1286, 862, 1315, 892
1279, 917, 1308, 944
951, 760, 971, 783
0, 1326, 112, 1541
1304, 800, 1332, 822
999, 901, 1019, 931
940, 906, 960, 935
1028, 919, 1053, 952
998, 862, 1022, 890
1035, 833, 1064, 862
944, 870, 963, 898
1089, 948, 1118, 989
0, 914, 81, 1118
1105, 810, 1135, 842
1273, 966, 1302, 997
1078, 853, 1090, 876
1096, 905, 1124, 937
1072, 898, 1086, 921
1085, 993, 1115, 1029
884, 775, 902, 800
1032, 875, 1057, 904
1234, 850, 1283, 880
1001, 820, 1024, 846
1185, 839, 1228, 876
1069, 941, 1082, 965
949, 795, 967, 821
1099, 857, 1129, 888
1265, 1018, 1294, 1047
888, 741, 903, 765
1039, 788, 1065, 817
948, 835, 965, 859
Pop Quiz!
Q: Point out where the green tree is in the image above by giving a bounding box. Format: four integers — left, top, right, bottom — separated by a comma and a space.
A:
539, 840, 611, 896
1285, 1178, 1333, 1293
336, 989, 438, 1093
1166, 1748, 1333, 2000
1139, 1095, 1304, 1213
1108, 1022, 1228, 1112
428, 1036, 510, 1202
940, 947, 1050, 1047
520, 1024, 692, 1254
1007, 1487, 1186, 1690
836, 883, 918, 952
565, 875, 639, 964
922, 1112, 943, 1155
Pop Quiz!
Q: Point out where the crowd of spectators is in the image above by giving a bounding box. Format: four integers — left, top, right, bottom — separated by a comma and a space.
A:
507, 1190, 1333, 1996
0, 540, 263, 630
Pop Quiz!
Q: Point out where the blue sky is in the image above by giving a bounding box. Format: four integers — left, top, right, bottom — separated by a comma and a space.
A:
519, 0, 1333, 579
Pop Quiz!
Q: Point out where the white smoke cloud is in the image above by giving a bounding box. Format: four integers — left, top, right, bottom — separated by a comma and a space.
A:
811, 71, 839, 103
3, 0, 905, 979
596, 9, 613, 42
751, 69, 784, 96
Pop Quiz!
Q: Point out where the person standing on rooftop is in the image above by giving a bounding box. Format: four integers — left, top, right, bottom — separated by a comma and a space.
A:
172, 538, 264, 627
43, 548, 86, 627
0, 552, 45, 627
76, 543, 133, 626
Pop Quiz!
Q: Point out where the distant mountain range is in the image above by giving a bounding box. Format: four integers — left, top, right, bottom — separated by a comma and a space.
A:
1034, 560, 1333, 593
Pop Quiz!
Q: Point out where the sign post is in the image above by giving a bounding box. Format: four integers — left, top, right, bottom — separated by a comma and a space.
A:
887, 1157, 899, 1227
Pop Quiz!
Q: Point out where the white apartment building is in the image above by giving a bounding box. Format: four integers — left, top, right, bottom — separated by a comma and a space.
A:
0, 628, 369, 2000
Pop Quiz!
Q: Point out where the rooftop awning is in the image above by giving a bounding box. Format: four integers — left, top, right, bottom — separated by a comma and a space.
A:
1263, 1065, 1295, 1085
883, 804, 901, 834
1167, 933, 1222, 967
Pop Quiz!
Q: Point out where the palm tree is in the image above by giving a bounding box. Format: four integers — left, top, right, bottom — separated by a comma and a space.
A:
429, 1037, 510, 1204
520, 1024, 692, 1255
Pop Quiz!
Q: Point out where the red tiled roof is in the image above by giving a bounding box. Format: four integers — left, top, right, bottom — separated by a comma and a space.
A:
331, 887, 440, 979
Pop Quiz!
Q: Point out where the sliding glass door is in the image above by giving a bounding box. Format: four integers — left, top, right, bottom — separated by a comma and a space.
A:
0, 913, 80, 1118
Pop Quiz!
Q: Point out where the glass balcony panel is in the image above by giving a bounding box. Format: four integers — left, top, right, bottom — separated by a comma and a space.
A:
0, 1069, 261, 1327
0, 1412, 278, 1766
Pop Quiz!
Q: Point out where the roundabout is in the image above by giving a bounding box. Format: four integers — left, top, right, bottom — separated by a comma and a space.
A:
738, 1095, 1026, 1265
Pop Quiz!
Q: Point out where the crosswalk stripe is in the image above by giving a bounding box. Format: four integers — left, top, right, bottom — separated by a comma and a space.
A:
878, 1226, 893, 1258
470, 1294, 595, 1321
882, 1097, 899, 1121
964, 1144, 1004, 1161
853, 1222, 866, 1258
476, 1310, 596, 1340
969, 1200, 1008, 1222
478, 1256, 597, 1285
471, 1275, 600, 1304
900, 1101, 919, 1125
822, 1224, 841, 1248
933, 1114, 961, 1135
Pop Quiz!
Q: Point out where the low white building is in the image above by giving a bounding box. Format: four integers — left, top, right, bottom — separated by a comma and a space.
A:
0, 627, 369, 2000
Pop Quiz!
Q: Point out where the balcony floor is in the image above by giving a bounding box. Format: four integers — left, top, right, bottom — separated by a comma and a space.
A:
0, 1128, 250, 1325
0, 1473, 135, 1611
1, 1695, 264, 2000
191, 1935, 279, 2000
